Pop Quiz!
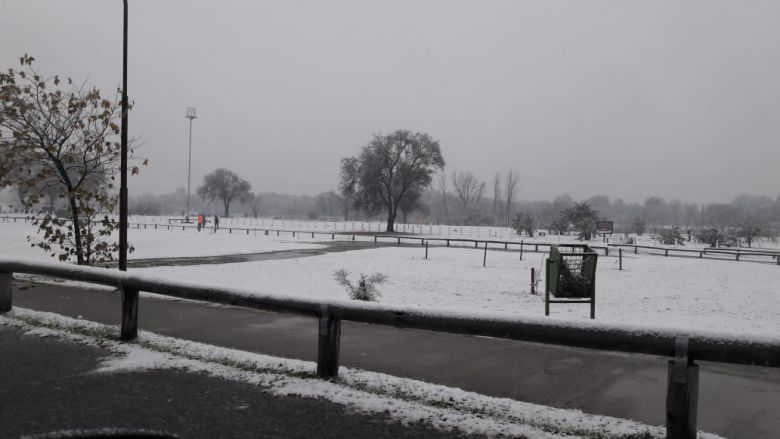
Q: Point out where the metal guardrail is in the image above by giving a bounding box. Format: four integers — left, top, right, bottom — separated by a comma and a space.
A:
1, 258, 779, 438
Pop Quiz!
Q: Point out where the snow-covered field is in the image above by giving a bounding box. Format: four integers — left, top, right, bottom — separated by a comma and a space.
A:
137, 244, 780, 336
2, 221, 779, 336
5, 213, 780, 250
0, 221, 324, 260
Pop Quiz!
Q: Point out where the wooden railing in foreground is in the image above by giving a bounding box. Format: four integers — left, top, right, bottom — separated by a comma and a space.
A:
1, 259, 778, 438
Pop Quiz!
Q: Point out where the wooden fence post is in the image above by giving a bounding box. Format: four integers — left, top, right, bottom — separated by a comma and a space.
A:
530, 268, 536, 295
544, 259, 551, 316
120, 288, 139, 341
425, 241, 428, 259
317, 315, 342, 380
0, 271, 12, 312
483, 242, 488, 267
666, 337, 699, 439
619, 248, 623, 271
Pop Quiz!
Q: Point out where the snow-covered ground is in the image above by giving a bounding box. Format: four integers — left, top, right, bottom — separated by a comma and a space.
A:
0, 221, 324, 260
5, 213, 780, 250
2, 221, 779, 337
135, 244, 780, 336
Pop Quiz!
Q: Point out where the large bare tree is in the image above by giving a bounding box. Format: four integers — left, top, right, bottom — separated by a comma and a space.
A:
0, 55, 141, 265
451, 170, 485, 214
504, 168, 519, 225
197, 168, 252, 217
437, 171, 449, 222
492, 172, 502, 223
340, 130, 444, 232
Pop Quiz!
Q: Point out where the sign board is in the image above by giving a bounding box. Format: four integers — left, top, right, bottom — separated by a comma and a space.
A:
595, 220, 613, 234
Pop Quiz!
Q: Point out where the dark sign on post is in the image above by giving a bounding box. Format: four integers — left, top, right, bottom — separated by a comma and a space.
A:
595, 220, 614, 234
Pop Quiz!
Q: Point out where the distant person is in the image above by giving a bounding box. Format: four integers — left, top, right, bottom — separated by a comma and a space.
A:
213, 214, 219, 232
197, 214, 204, 232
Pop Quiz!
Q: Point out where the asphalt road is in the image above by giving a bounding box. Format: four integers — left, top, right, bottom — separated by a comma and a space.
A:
0, 325, 472, 439
9, 280, 780, 439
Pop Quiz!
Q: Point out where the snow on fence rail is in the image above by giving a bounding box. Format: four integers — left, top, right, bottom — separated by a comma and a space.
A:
609, 243, 780, 264
1, 258, 779, 438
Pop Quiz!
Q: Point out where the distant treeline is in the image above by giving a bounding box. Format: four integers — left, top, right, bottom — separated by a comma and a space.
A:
124, 188, 780, 233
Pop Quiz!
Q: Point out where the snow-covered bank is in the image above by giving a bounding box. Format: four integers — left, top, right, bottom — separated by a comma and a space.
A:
1, 308, 724, 439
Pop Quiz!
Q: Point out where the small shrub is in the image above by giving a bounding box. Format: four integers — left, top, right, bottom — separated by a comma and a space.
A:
333, 269, 387, 301
657, 226, 685, 245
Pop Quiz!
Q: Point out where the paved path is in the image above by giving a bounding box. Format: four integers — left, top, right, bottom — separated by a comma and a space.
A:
9, 280, 780, 439
110, 240, 389, 268
0, 325, 470, 439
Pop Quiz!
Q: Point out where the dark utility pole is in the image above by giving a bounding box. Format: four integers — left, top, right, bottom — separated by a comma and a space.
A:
119, 0, 129, 272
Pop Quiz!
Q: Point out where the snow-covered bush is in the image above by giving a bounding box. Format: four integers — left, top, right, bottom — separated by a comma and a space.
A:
333, 269, 387, 301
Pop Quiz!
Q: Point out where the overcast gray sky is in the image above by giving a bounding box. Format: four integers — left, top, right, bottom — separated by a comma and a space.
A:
1, 0, 779, 203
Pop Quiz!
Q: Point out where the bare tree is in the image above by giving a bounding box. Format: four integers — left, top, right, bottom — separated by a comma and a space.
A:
438, 172, 449, 222
197, 168, 252, 217
492, 172, 502, 223
248, 193, 263, 218
504, 169, 519, 225
451, 170, 485, 214
735, 216, 764, 247
632, 217, 647, 236
339, 130, 444, 232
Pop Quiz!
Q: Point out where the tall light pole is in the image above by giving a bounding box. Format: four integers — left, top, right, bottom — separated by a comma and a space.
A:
119, 0, 129, 272
119, 0, 138, 341
185, 107, 197, 220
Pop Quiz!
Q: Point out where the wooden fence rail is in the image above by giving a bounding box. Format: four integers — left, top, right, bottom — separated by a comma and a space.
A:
7, 215, 780, 264
608, 243, 780, 264
1, 258, 779, 439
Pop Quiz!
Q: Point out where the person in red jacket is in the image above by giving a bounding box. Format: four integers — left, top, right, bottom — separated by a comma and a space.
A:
197, 214, 204, 232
